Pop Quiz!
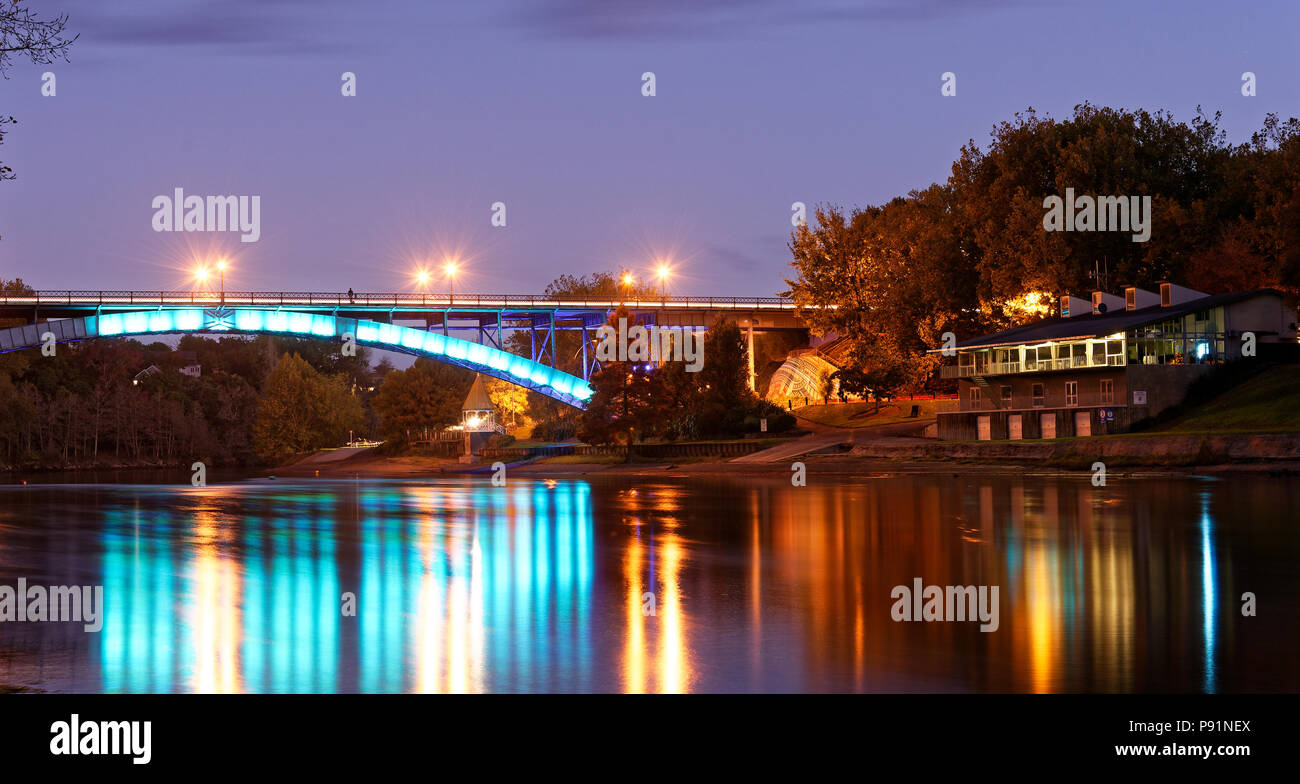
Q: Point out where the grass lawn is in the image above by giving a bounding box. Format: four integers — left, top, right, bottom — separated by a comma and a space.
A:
1155, 365, 1300, 435
792, 400, 941, 428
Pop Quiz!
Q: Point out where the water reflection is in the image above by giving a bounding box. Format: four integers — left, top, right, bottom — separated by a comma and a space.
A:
0, 473, 1296, 693
1200, 490, 1217, 694
619, 486, 689, 693
97, 481, 593, 693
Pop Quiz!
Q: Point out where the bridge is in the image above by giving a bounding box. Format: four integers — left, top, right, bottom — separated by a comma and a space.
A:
0, 290, 807, 408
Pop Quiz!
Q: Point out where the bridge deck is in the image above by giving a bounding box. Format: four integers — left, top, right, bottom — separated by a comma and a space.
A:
0, 290, 796, 311
0, 290, 808, 330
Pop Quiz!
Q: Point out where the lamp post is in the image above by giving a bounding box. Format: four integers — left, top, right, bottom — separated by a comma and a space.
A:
621, 271, 634, 304
445, 260, 458, 302
217, 259, 227, 304
656, 264, 670, 301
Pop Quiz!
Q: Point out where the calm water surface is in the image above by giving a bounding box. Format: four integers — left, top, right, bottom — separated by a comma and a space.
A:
1, 473, 1296, 693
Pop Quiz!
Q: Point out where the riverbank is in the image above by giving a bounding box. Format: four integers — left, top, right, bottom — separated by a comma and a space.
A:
9, 429, 1299, 483
848, 432, 1300, 467
272, 439, 1300, 480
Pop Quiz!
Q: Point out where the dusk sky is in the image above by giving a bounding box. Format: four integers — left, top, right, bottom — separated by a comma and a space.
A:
2, 0, 1297, 296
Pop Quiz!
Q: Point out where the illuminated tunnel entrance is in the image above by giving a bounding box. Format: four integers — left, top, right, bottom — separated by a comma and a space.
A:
0, 307, 593, 408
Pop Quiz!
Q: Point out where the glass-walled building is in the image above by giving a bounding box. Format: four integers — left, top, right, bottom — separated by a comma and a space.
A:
936, 286, 1296, 441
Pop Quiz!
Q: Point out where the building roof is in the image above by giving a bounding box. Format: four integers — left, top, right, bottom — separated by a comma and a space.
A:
945, 289, 1284, 352
462, 373, 495, 411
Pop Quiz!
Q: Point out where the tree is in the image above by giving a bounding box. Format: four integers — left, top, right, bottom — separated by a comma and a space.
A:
506, 271, 659, 373
577, 361, 658, 448
0, 115, 14, 184
508, 271, 658, 437
646, 358, 700, 440
265, 335, 372, 385
948, 104, 1234, 308
0, 277, 32, 325
485, 377, 529, 428
695, 317, 758, 436
370, 358, 473, 445
577, 313, 765, 443
577, 307, 660, 448
787, 192, 969, 394
1, 3, 77, 185
0, 2, 76, 77
253, 353, 364, 462
787, 104, 1300, 395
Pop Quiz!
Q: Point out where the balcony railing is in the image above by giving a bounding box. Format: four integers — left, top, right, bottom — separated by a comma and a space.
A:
941, 354, 1125, 378
949, 392, 1123, 412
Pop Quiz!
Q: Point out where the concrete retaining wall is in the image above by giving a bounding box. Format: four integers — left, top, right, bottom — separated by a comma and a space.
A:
850, 434, 1300, 464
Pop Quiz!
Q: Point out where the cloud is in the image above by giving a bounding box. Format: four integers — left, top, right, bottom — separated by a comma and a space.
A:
56, 0, 358, 54
704, 241, 769, 272
504, 0, 1030, 40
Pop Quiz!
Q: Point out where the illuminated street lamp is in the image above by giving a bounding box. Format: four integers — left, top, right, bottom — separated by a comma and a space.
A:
620, 271, 634, 303
445, 260, 459, 301
415, 268, 430, 293
656, 264, 670, 300
217, 258, 228, 302
195, 265, 209, 292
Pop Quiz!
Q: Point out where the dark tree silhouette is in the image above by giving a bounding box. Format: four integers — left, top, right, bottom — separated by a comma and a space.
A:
1, 2, 77, 185
1, 2, 77, 77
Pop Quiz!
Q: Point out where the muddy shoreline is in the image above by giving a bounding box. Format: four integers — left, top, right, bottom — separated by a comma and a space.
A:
274, 450, 1300, 480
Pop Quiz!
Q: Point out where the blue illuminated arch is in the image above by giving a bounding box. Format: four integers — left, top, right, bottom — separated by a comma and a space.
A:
4, 307, 591, 407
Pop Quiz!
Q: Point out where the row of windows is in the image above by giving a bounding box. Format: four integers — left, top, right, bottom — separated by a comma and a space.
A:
969, 379, 1115, 406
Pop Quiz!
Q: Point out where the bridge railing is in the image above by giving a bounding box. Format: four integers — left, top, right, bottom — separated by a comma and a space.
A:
1, 290, 798, 310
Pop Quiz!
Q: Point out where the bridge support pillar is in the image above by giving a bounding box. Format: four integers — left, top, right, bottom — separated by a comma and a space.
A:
581, 323, 589, 380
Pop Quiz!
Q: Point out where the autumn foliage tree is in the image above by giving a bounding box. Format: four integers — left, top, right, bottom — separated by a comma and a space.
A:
253, 353, 364, 462
370, 358, 474, 445
578, 313, 765, 444
788, 104, 1300, 393
510, 272, 659, 439
485, 376, 529, 427
576, 307, 659, 447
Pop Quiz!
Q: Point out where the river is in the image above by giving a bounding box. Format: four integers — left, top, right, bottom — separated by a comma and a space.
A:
0, 472, 1296, 693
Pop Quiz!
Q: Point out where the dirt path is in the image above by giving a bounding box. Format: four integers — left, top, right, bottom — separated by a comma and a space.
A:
730, 418, 934, 463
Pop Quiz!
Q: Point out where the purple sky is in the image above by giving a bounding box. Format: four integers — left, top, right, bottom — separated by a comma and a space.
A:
2, 0, 1297, 297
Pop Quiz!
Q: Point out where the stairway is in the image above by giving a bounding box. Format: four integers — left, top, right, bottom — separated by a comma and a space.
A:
971, 375, 999, 409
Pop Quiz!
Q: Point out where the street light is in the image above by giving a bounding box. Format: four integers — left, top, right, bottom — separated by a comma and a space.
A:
445, 260, 459, 301
620, 271, 634, 303
656, 264, 670, 300
195, 265, 209, 292
415, 268, 430, 292
217, 258, 227, 302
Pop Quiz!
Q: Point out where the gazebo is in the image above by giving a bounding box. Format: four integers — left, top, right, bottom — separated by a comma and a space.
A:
462, 374, 496, 432
460, 374, 497, 457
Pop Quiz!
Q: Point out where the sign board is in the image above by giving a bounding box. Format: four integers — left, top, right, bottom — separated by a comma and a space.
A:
760, 418, 768, 433
1133, 390, 1147, 405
